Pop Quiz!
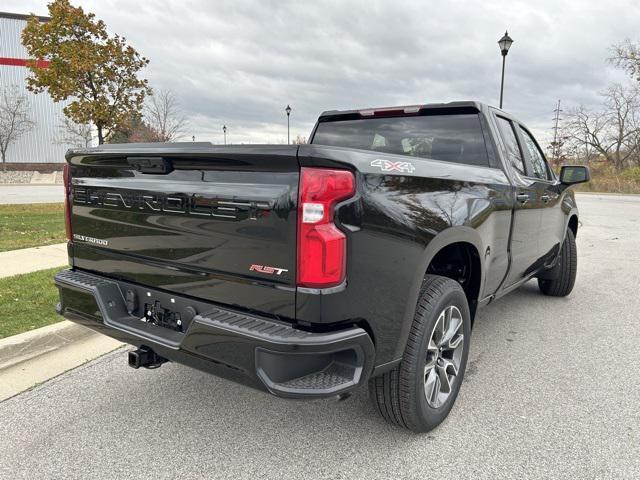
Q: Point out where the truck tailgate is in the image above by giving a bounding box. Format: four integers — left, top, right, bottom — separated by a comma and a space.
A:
66, 144, 299, 320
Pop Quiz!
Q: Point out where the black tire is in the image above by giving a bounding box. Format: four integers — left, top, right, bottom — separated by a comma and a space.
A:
368, 275, 471, 433
538, 229, 577, 297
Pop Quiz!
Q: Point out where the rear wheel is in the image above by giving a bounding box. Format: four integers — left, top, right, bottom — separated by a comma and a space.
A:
538, 229, 577, 297
368, 275, 471, 432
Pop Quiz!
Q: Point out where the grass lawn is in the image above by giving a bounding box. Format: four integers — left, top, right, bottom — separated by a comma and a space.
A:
0, 267, 62, 339
563, 162, 640, 194
0, 203, 66, 252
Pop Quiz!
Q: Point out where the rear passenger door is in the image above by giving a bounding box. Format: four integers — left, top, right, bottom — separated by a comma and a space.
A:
493, 115, 544, 288
516, 125, 564, 265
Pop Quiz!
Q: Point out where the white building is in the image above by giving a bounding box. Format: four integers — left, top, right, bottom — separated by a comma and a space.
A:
0, 11, 83, 167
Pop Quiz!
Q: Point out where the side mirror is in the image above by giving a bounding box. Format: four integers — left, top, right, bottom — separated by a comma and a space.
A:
560, 165, 590, 186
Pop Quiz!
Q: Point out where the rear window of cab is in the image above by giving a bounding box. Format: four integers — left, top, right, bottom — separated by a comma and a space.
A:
312, 113, 490, 167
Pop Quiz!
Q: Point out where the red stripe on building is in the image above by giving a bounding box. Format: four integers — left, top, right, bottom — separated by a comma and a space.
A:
0, 57, 50, 68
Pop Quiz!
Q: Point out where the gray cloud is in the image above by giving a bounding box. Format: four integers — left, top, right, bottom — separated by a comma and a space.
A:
8, 0, 640, 144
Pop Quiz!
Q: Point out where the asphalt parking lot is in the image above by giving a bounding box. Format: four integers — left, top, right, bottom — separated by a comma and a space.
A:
1, 193, 639, 479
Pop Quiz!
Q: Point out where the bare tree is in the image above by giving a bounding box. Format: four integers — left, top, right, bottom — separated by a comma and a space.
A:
0, 86, 35, 171
610, 40, 640, 83
144, 89, 187, 142
56, 116, 93, 148
564, 84, 640, 170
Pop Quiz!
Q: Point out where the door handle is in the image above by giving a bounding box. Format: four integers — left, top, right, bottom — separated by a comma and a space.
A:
516, 193, 529, 204
541, 195, 551, 203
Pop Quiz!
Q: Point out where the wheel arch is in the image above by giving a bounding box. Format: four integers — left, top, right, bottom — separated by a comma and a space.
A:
426, 241, 482, 323
392, 227, 485, 361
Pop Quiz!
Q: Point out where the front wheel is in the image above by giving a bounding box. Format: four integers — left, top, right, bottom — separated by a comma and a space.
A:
368, 275, 471, 433
538, 229, 577, 297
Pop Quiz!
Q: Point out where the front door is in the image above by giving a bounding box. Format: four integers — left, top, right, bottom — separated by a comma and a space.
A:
516, 124, 564, 265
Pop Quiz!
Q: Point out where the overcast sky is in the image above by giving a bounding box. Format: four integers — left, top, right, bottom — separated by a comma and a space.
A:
6, 0, 640, 145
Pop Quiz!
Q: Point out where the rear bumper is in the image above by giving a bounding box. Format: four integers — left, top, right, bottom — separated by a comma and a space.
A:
54, 269, 374, 398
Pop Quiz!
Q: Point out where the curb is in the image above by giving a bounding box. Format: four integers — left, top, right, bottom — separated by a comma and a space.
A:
0, 320, 96, 371
0, 183, 61, 186
0, 320, 124, 401
575, 191, 640, 197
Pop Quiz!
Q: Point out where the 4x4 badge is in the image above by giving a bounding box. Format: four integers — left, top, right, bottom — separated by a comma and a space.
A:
370, 158, 416, 173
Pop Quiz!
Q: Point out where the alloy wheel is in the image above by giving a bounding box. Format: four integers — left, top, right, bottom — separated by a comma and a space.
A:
423, 305, 465, 408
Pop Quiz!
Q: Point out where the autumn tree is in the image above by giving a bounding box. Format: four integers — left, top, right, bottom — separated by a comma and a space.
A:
21, 0, 151, 144
108, 113, 155, 144
144, 89, 187, 142
0, 86, 35, 170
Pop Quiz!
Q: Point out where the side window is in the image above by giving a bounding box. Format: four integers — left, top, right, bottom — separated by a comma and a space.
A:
519, 126, 550, 180
496, 116, 526, 176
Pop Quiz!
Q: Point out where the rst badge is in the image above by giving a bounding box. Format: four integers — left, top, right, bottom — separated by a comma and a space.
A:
370, 158, 416, 173
249, 264, 289, 275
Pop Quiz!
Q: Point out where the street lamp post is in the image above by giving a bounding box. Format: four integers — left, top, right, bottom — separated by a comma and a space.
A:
285, 104, 292, 144
223, 125, 227, 145
497, 30, 514, 109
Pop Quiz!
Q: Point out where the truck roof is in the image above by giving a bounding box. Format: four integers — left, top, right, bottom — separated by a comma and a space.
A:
318, 100, 497, 122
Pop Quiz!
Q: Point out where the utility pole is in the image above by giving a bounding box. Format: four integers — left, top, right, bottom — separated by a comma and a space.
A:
551, 100, 562, 166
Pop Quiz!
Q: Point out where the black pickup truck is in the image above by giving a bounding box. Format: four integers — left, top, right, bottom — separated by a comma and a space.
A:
55, 101, 589, 432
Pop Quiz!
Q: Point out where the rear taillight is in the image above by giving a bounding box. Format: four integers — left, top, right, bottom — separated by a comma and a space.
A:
63, 163, 72, 241
297, 167, 355, 288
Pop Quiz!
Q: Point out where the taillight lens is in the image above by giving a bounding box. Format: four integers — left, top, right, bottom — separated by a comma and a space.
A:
63, 163, 72, 241
297, 167, 355, 288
